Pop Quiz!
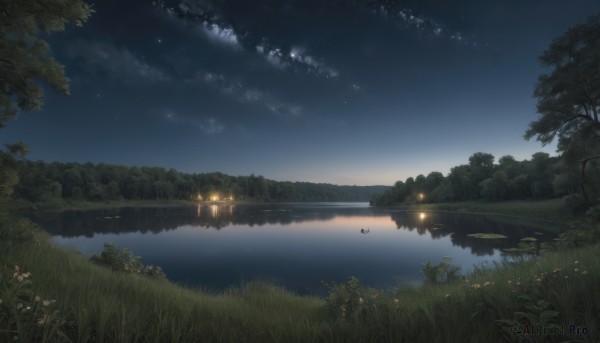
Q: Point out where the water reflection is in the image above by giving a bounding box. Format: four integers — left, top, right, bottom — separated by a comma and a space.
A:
389, 211, 555, 256
26, 204, 559, 258
22, 203, 565, 295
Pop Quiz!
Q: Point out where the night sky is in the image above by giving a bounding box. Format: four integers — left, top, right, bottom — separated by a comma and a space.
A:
3, 0, 599, 185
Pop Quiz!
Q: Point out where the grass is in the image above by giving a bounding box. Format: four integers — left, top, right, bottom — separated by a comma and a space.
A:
1, 200, 599, 342
321, 244, 600, 342
1, 227, 328, 342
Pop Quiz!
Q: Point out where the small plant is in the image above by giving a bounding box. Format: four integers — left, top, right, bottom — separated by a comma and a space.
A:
551, 224, 600, 250
90, 243, 166, 279
422, 257, 462, 285
0, 219, 37, 243
321, 277, 388, 321
0, 265, 66, 342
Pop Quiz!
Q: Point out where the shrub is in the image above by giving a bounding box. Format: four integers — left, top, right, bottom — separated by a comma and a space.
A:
0, 219, 37, 243
90, 243, 166, 279
564, 193, 588, 214
322, 277, 389, 321
422, 257, 462, 285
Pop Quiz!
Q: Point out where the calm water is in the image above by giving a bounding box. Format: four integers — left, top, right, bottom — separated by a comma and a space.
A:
27, 203, 561, 296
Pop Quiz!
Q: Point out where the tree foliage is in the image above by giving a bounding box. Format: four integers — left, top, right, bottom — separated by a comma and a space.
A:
10, 160, 390, 208
370, 152, 579, 206
525, 13, 600, 204
1, 0, 92, 230
0, 0, 93, 127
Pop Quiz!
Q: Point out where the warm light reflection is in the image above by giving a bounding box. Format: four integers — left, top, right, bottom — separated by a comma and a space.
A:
196, 205, 201, 217
210, 204, 219, 218
419, 212, 427, 221
280, 215, 396, 230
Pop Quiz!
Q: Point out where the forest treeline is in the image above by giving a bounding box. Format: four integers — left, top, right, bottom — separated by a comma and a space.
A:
11, 160, 390, 208
370, 151, 600, 209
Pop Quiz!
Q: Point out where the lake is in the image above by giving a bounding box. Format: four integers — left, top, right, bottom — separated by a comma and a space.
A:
27, 202, 561, 296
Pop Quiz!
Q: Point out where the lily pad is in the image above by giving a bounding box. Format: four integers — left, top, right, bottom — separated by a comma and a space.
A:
467, 233, 508, 239
534, 232, 544, 235
520, 237, 537, 242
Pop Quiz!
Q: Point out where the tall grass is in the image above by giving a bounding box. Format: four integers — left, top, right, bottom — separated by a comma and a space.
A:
1, 227, 327, 342
321, 245, 600, 342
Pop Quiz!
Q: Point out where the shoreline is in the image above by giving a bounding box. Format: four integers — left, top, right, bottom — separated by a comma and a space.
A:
2, 198, 597, 341
15, 199, 372, 212
372, 198, 579, 225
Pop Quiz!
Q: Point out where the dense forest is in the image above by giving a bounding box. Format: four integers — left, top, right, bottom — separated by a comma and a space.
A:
370, 151, 600, 210
10, 159, 390, 208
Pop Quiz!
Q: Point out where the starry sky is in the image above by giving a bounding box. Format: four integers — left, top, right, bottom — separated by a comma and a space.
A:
3, 0, 599, 186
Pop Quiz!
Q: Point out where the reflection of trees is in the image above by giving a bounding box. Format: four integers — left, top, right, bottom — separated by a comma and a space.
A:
27, 205, 386, 237
28, 207, 557, 255
390, 211, 556, 256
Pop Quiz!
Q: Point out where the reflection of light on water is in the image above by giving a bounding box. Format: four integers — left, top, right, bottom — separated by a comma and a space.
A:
210, 205, 219, 218
196, 205, 201, 217
419, 212, 427, 221
228, 205, 234, 215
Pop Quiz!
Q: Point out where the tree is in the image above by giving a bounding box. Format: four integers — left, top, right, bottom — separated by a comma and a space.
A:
468, 152, 495, 194
0, 1, 92, 222
0, 0, 93, 126
448, 165, 472, 201
480, 170, 508, 201
525, 14, 600, 204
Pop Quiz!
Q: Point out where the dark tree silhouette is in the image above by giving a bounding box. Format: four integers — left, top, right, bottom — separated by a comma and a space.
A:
525, 14, 600, 203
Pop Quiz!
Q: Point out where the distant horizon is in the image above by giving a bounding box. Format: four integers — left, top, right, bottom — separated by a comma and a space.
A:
18, 148, 558, 187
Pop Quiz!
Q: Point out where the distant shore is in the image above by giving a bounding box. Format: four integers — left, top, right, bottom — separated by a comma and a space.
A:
375, 198, 578, 226
12, 199, 257, 212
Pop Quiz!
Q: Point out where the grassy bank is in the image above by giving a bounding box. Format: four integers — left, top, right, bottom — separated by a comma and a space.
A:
1, 225, 328, 342
1, 204, 599, 342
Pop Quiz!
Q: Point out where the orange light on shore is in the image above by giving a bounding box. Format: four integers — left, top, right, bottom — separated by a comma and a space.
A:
196, 194, 203, 201
418, 193, 425, 201
211, 194, 220, 202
